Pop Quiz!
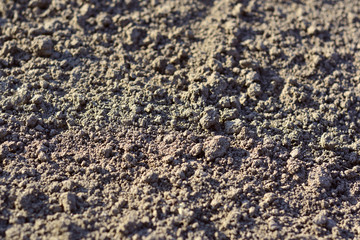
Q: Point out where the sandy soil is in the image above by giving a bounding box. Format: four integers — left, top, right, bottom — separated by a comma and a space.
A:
1, 0, 360, 239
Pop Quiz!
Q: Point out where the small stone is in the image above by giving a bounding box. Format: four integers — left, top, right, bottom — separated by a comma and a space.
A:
269, 46, 282, 57
118, 211, 140, 235
62, 180, 76, 191
15, 189, 37, 210
163, 134, 176, 144
127, 27, 147, 45
259, 192, 277, 209
35, 124, 45, 132
203, 136, 230, 161
248, 206, 257, 217
348, 12, 359, 24
97, 13, 113, 28
162, 155, 174, 164
5, 227, 21, 239
28, 0, 51, 9
122, 153, 135, 163
79, 3, 92, 17
0, 41, 18, 57
245, 71, 261, 86
263, 193, 277, 204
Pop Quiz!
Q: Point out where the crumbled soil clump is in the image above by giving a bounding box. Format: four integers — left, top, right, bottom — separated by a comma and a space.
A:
1, 0, 360, 239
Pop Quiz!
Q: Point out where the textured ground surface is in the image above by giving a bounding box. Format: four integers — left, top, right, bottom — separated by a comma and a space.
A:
1, 0, 360, 239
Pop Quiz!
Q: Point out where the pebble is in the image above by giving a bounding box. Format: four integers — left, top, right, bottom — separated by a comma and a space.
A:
118, 211, 140, 235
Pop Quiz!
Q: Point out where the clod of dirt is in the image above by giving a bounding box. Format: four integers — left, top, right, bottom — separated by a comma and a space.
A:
200, 107, 219, 130
290, 148, 301, 158
60, 193, 77, 213
268, 217, 280, 231
203, 136, 230, 161
152, 56, 168, 73
29, 0, 51, 9
225, 119, 244, 134
320, 132, 337, 150
308, 166, 332, 190
37, 151, 49, 162
0, 128, 7, 139
313, 210, 336, 229
126, 27, 147, 45
142, 171, 159, 184
32, 36, 53, 57
247, 83, 262, 99
1, 0, 360, 239
26, 115, 38, 128
189, 143, 203, 157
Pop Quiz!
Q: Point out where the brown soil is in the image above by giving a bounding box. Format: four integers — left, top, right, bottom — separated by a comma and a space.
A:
0, 0, 360, 239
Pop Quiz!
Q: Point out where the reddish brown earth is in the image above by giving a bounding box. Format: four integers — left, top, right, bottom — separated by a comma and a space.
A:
0, 0, 360, 239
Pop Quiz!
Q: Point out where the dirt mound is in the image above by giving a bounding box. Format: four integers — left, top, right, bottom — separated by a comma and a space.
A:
0, 0, 360, 239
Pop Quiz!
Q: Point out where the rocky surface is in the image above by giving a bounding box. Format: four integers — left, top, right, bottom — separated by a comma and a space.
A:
0, 0, 360, 239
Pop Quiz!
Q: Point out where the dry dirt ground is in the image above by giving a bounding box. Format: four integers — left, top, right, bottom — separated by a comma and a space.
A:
1, 0, 360, 239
